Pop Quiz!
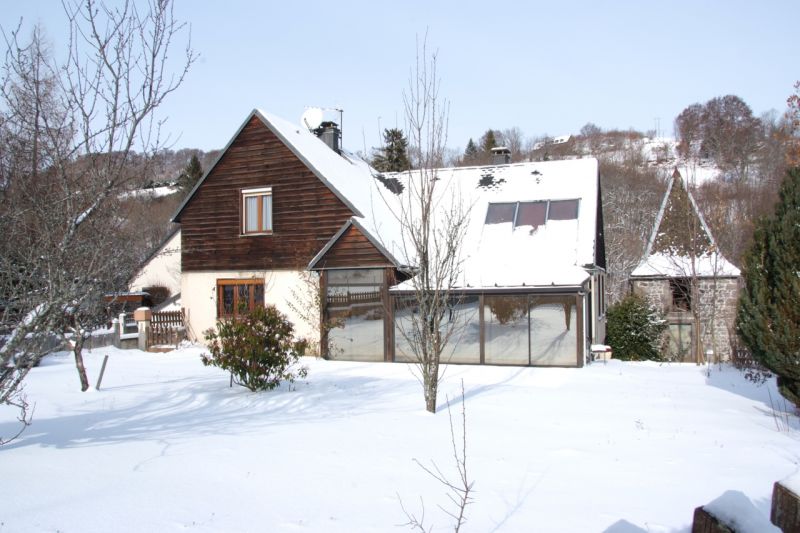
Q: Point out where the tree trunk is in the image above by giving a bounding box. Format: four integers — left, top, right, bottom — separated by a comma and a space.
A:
73, 334, 90, 392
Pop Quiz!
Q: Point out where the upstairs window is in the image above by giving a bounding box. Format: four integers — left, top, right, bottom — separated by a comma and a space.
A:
242, 187, 272, 234
670, 278, 692, 311
217, 279, 265, 318
485, 199, 579, 229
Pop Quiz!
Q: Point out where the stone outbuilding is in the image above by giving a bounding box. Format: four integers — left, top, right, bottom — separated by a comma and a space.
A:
629, 170, 740, 362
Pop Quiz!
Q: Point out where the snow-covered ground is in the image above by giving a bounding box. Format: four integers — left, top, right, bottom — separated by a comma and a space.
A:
2, 346, 797, 532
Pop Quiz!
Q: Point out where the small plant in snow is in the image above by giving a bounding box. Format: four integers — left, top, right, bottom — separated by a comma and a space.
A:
202, 305, 307, 392
399, 380, 474, 532
605, 294, 668, 361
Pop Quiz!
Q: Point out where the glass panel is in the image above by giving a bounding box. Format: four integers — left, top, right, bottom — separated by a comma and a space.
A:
327, 270, 384, 362
393, 295, 418, 363
394, 295, 480, 364
529, 295, 577, 365
237, 284, 250, 314
262, 195, 272, 231
245, 196, 258, 232
441, 295, 481, 364
222, 285, 234, 316
668, 323, 693, 362
485, 203, 516, 225
548, 199, 579, 220
253, 283, 264, 308
515, 201, 547, 229
327, 269, 384, 286
484, 295, 529, 365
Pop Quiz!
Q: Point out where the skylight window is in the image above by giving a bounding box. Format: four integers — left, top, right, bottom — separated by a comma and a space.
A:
485, 203, 516, 224
485, 199, 580, 229
515, 201, 547, 228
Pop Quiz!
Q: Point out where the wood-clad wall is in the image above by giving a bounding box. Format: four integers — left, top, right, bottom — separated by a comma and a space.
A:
179, 116, 356, 271
314, 224, 394, 269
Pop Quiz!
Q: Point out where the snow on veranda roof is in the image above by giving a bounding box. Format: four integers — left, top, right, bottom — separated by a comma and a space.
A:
382, 158, 602, 290
631, 169, 740, 278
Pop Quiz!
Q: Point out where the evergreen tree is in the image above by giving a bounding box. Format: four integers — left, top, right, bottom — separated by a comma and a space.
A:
479, 129, 498, 153
372, 128, 411, 172
463, 138, 478, 164
177, 154, 203, 192
605, 294, 667, 361
737, 167, 800, 406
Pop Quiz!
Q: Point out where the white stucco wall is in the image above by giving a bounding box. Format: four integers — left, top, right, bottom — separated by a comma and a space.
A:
129, 229, 182, 296
181, 270, 317, 344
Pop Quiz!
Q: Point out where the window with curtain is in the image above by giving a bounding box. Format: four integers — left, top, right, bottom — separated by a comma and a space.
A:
242, 187, 272, 234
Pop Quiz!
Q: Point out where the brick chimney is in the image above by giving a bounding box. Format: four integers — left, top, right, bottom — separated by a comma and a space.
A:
491, 146, 511, 165
314, 121, 341, 154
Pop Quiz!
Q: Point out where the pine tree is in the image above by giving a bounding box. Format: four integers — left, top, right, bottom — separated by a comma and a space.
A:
479, 129, 497, 153
177, 154, 203, 192
463, 138, 478, 164
737, 166, 800, 406
372, 128, 411, 172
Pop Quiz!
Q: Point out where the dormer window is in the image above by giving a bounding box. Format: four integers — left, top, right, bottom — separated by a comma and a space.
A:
242, 187, 272, 234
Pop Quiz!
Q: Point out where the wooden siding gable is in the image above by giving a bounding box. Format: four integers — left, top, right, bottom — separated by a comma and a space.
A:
172, 109, 363, 224
174, 113, 358, 271
309, 218, 398, 270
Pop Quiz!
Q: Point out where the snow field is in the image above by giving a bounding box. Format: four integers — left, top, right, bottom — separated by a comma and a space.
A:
1, 346, 797, 532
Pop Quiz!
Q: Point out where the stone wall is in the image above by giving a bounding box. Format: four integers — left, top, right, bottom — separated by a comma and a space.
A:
631, 276, 740, 361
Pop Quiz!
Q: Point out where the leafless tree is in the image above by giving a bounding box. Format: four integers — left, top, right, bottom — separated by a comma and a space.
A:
600, 162, 663, 302
399, 380, 473, 532
392, 35, 470, 414
496, 127, 525, 162
0, 0, 194, 442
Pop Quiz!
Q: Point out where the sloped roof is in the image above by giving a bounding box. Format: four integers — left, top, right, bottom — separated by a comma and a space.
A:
631, 170, 739, 278
173, 109, 603, 289
382, 158, 601, 289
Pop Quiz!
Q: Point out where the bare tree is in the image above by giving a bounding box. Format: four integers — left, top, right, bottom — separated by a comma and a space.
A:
392, 35, 470, 414
399, 380, 474, 532
0, 0, 194, 441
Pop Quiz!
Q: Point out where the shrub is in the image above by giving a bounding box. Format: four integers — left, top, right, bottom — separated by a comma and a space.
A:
605, 294, 667, 361
143, 284, 171, 307
201, 305, 308, 391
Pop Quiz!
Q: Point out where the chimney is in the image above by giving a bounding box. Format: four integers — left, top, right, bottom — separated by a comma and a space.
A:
491, 146, 511, 165
314, 121, 341, 154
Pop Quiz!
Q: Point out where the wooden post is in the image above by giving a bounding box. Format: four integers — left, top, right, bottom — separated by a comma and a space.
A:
772, 480, 800, 532
134, 307, 152, 351
95, 355, 109, 390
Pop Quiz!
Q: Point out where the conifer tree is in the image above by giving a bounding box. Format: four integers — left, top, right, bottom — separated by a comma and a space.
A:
480, 129, 498, 153
737, 166, 800, 406
463, 138, 478, 165
372, 128, 411, 172
177, 154, 203, 193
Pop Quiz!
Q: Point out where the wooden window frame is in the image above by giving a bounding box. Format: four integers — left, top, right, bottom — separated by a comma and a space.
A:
216, 278, 265, 318
241, 187, 273, 235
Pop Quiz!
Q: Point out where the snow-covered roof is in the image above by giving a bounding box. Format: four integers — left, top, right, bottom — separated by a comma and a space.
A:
384, 158, 601, 289
631, 170, 739, 278
174, 109, 602, 290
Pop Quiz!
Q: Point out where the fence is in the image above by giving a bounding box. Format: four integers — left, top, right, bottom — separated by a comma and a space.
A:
146, 309, 186, 350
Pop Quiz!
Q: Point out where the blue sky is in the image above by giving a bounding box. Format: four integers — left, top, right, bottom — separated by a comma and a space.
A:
3, 1, 799, 154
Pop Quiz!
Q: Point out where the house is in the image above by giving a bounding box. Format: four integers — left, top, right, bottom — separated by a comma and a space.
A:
128, 226, 182, 304
171, 109, 606, 366
629, 170, 740, 362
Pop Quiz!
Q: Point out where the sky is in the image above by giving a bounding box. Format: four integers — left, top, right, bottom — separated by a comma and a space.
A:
2, 1, 799, 155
